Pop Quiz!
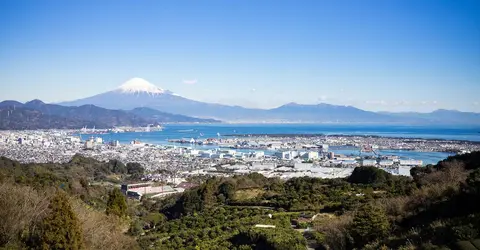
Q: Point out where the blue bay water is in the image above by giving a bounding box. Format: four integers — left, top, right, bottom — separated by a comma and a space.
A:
82, 124, 480, 165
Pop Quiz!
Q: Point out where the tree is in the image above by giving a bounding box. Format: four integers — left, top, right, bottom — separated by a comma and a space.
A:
219, 181, 236, 202
108, 160, 126, 174
348, 167, 390, 185
466, 169, 480, 194
39, 191, 84, 250
126, 162, 144, 175
349, 203, 390, 247
106, 188, 127, 217
128, 220, 145, 236
144, 212, 166, 229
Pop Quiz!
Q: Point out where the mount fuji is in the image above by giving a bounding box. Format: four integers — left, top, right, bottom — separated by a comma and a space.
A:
59, 78, 262, 121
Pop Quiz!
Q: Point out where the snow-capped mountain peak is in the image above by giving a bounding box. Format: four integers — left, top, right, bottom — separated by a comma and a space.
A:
116, 78, 165, 94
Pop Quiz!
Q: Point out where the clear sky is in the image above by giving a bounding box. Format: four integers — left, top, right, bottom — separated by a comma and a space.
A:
1, 0, 479, 112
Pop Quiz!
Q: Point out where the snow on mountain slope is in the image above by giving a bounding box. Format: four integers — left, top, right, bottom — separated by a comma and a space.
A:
116, 78, 165, 95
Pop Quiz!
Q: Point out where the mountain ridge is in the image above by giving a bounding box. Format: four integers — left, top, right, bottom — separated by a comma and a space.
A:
42, 78, 480, 124
0, 100, 220, 130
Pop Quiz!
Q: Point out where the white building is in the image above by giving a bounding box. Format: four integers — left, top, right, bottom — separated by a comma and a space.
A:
361, 159, 377, 166
68, 136, 81, 143
398, 165, 412, 176
84, 140, 95, 150
399, 159, 423, 166
187, 149, 200, 156
275, 150, 299, 160
379, 160, 394, 167
252, 151, 265, 158
302, 151, 319, 160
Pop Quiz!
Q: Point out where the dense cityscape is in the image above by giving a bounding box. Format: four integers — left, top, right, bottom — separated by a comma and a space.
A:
2, 129, 478, 182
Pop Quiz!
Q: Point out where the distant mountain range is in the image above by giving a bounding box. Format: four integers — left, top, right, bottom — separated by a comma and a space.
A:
0, 99, 219, 130
58, 78, 480, 124
379, 110, 480, 125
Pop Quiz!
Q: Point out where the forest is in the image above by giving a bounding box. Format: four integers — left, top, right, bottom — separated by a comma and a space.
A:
1, 151, 480, 249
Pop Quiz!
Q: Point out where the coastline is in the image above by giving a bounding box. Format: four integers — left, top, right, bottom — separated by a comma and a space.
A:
224, 133, 480, 145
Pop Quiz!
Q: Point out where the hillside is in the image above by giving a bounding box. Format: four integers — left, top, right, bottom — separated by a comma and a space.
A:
1, 151, 480, 249
0, 155, 143, 249
0, 100, 220, 130
0, 106, 100, 130
142, 152, 480, 249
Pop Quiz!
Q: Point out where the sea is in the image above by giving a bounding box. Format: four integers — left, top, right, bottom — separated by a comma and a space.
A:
81, 124, 480, 165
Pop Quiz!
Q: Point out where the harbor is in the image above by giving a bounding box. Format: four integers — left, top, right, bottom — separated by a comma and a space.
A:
1, 124, 479, 182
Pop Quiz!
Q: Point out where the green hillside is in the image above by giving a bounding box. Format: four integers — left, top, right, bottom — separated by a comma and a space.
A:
1, 152, 480, 249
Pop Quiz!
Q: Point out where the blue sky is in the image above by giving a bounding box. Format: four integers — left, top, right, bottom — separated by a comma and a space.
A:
0, 0, 479, 112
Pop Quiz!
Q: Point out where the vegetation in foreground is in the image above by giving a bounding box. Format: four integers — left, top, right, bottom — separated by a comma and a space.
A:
1, 152, 480, 249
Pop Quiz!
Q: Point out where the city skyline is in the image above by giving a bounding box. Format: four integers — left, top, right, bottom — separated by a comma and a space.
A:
1, 0, 479, 112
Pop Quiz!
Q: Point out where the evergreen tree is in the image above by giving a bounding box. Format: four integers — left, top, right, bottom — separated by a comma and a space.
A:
348, 166, 390, 185
40, 191, 83, 250
219, 181, 236, 202
466, 169, 480, 194
108, 159, 126, 174
126, 162, 144, 175
349, 203, 390, 247
106, 188, 127, 217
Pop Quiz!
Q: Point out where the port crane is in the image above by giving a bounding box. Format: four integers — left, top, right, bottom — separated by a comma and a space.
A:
358, 144, 379, 156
